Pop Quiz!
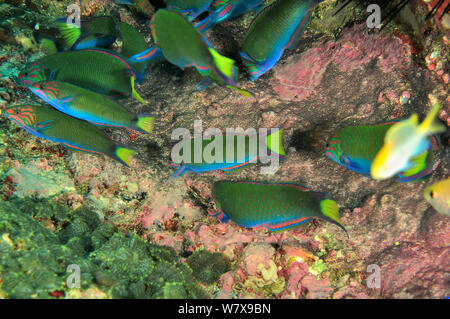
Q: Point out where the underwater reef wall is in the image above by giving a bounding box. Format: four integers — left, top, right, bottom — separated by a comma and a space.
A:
0, 0, 449, 299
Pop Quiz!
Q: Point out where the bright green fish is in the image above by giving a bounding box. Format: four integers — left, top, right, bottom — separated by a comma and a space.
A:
1, 105, 135, 166
30, 81, 154, 133
240, 0, 324, 80
18, 49, 146, 103
171, 129, 285, 177
131, 9, 252, 96
212, 181, 347, 233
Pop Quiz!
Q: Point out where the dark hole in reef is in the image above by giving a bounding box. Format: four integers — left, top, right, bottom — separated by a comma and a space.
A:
289, 129, 316, 152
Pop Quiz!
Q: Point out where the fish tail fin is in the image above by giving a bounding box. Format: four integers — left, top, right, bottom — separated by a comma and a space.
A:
266, 129, 286, 156
225, 85, 254, 97
130, 76, 146, 104
114, 146, 135, 167
208, 47, 236, 84
420, 98, 446, 135
56, 21, 81, 48
135, 114, 154, 134
320, 199, 348, 236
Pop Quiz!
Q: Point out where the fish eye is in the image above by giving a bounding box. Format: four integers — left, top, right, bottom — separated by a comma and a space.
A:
429, 191, 434, 198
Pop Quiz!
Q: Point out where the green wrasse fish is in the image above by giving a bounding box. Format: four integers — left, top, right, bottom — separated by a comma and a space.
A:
55, 16, 118, 51
424, 178, 450, 216
114, 0, 155, 17
171, 129, 285, 177
18, 49, 145, 103
240, 0, 324, 80
30, 81, 154, 133
212, 181, 347, 233
1, 105, 135, 166
116, 21, 149, 74
325, 122, 440, 182
129, 9, 252, 96
371, 101, 446, 180
55, 16, 149, 73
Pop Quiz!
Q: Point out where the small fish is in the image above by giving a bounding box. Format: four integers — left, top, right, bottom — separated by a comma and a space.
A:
55, 16, 119, 51
325, 122, 440, 182
171, 129, 285, 177
424, 179, 450, 216
30, 81, 154, 133
240, 0, 324, 80
212, 181, 347, 233
371, 101, 446, 180
115, 0, 155, 17
167, 0, 213, 20
130, 9, 252, 96
1, 105, 135, 166
18, 49, 145, 103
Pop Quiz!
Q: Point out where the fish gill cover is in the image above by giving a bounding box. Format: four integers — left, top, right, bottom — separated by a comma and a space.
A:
0, 0, 449, 300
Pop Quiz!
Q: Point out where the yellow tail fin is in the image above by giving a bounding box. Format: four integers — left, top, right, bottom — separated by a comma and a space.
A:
208, 48, 235, 79
130, 76, 146, 104
420, 97, 446, 135
266, 129, 286, 156
115, 147, 135, 167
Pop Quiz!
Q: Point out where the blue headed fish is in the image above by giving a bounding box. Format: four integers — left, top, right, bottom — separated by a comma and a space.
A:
1, 105, 135, 166
371, 100, 446, 180
171, 129, 285, 177
212, 181, 347, 233
325, 121, 440, 182
240, 0, 324, 80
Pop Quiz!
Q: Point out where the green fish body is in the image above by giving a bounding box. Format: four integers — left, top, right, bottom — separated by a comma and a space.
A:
2, 105, 135, 166
146, 9, 251, 96
29, 81, 154, 133
171, 129, 285, 177
240, 0, 324, 80
325, 122, 439, 182
117, 22, 149, 74
18, 49, 145, 102
212, 181, 346, 233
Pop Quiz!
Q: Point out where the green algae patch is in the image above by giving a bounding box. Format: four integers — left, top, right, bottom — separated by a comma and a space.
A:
186, 250, 230, 285
0, 198, 209, 299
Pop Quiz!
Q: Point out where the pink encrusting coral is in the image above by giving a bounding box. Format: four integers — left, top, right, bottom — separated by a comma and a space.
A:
271, 23, 411, 101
